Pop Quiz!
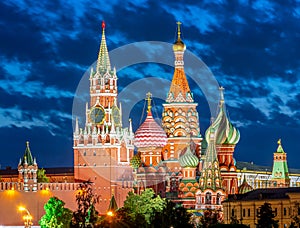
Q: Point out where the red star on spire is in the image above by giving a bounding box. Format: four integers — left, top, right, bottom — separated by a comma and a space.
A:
102, 21, 105, 29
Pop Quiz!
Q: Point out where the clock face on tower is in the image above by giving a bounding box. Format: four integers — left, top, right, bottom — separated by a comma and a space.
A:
112, 105, 121, 126
90, 106, 105, 124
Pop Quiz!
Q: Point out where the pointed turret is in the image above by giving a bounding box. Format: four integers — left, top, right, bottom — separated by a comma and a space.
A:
166, 22, 193, 103
18, 141, 38, 192
20, 141, 34, 166
200, 129, 223, 191
97, 21, 111, 72
107, 194, 118, 213
271, 139, 290, 187
196, 128, 225, 210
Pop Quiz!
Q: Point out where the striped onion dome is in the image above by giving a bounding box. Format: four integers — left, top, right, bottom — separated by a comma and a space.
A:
238, 177, 253, 194
205, 87, 240, 145
134, 112, 167, 148
179, 146, 199, 168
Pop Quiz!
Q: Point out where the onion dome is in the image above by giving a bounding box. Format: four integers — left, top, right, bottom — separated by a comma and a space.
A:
134, 93, 167, 148
205, 87, 240, 145
179, 145, 199, 168
238, 176, 253, 194
173, 22, 186, 52
130, 154, 141, 169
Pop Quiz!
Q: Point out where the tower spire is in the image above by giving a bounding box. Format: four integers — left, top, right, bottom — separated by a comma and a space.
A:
146, 92, 152, 113
166, 22, 192, 103
176, 21, 182, 41
97, 21, 111, 72
219, 86, 225, 106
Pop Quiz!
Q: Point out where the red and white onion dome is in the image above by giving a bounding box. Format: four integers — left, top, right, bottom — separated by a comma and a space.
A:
134, 112, 167, 148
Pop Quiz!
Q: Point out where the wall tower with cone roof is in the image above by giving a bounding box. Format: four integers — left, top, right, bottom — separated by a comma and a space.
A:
18, 141, 38, 192
271, 139, 290, 187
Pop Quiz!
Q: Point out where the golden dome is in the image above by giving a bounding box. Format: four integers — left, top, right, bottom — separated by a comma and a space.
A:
173, 22, 186, 52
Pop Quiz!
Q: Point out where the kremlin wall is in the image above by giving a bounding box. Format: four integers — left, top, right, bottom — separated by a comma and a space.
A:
1, 22, 300, 227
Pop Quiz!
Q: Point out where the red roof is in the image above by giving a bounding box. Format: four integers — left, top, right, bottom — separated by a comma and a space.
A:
134, 112, 167, 148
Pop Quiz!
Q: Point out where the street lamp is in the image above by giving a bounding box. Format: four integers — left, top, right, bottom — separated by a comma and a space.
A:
18, 206, 32, 228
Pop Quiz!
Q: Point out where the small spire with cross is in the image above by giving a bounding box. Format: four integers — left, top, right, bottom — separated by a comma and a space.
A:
177, 21, 182, 40
219, 86, 225, 104
146, 92, 152, 113
277, 138, 281, 145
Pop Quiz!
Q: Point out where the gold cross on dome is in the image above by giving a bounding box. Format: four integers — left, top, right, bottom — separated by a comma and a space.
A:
146, 92, 152, 113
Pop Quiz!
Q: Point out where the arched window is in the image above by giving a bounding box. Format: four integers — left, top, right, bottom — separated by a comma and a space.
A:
205, 192, 212, 204
217, 193, 221, 205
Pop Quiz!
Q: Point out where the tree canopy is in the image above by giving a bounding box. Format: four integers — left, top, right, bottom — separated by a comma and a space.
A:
123, 188, 166, 225
39, 196, 72, 228
37, 168, 49, 183
71, 181, 100, 227
152, 200, 193, 228
256, 202, 278, 228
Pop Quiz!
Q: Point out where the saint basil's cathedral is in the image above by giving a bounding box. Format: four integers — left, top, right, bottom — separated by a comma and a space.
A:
74, 21, 243, 210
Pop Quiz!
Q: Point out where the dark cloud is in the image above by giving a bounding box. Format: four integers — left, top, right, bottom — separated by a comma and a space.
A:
0, 0, 299, 169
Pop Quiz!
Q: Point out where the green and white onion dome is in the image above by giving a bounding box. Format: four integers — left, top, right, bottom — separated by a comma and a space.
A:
238, 177, 253, 194
179, 146, 199, 168
205, 105, 240, 145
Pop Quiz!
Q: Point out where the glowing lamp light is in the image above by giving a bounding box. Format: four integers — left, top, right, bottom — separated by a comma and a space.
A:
107, 211, 114, 217
18, 206, 26, 212
23, 215, 32, 220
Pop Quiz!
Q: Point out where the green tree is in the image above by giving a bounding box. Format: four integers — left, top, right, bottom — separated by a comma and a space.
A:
152, 200, 193, 228
289, 202, 300, 228
37, 168, 49, 183
256, 202, 278, 228
71, 181, 99, 228
39, 196, 72, 228
123, 188, 166, 225
98, 207, 135, 228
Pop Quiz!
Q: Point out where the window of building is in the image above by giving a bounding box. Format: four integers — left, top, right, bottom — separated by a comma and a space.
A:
283, 207, 287, 216
216, 193, 221, 205
231, 208, 235, 217
93, 151, 96, 156
248, 208, 250, 217
83, 151, 86, 156
274, 208, 277, 216
205, 192, 212, 204
243, 209, 245, 217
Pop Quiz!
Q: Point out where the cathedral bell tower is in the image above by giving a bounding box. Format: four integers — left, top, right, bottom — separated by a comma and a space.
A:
162, 22, 202, 171
73, 22, 134, 213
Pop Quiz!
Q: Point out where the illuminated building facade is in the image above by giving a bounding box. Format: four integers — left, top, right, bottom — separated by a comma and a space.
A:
73, 21, 134, 212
